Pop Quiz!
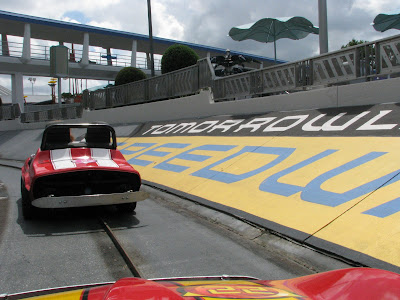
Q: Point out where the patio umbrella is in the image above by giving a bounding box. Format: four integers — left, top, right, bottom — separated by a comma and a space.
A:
229, 16, 319, 62
372, 10, 400, 32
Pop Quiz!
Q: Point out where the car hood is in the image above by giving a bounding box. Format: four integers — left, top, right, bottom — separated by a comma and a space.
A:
4, 268, 400, 300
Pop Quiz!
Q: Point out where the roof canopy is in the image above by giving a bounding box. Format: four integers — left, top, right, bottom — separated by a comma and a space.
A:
0, 10, 278, 65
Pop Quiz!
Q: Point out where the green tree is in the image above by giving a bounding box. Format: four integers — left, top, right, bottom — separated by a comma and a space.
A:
341, 38, 369, 49
341, 38, 375, 58
161, 44, 199, 74
61, 92, 73, 99
115, 67, 146, 86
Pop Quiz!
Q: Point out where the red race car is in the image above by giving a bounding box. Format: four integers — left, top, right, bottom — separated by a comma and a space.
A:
21, 122, 148, 219
2, 268, 400, 300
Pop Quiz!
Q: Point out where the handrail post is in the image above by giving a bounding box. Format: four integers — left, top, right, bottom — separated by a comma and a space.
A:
309, 59, 314, 86
82, 89, 89, 109
355, 46, 361, 78
145, 79, 149, 102
294, 63, 299, 88
195, 64, 199, 92
375, 42, 381, 75
105, 88, 112, 108
365, 44, 371, 79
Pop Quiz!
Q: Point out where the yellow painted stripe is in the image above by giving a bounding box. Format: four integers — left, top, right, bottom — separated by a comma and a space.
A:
118, 136, 400, 267
22, 289, 83, 300
174, 280, 261, 286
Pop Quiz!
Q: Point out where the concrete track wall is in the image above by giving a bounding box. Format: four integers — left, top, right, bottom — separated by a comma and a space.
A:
1, 76, 400, 131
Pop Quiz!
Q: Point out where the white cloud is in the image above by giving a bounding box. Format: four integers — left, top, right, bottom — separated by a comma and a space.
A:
88, 20, 123, 31
60, 17, 82, 24
352, 0, 400, 14
152, 1, 184, 40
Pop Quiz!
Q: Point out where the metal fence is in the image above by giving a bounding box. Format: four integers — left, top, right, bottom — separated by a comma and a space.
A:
87, 58, 213, 110
0, 41, 161, 70
20, 104, 83, 123
212, 34, 400, 101
24, 103, 82, 112
0, 104, 21, 121
86, 34, 400, 106
3, 34, 400, 122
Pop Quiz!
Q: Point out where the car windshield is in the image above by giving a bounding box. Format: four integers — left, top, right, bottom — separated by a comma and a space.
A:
42, 125, 114, 150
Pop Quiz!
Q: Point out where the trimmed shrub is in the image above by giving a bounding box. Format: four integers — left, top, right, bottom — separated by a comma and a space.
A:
115, 67, 146, 86
161, 44, 199, 74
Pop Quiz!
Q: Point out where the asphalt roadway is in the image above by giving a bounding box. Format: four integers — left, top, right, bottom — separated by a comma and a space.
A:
0, 162, 350, 294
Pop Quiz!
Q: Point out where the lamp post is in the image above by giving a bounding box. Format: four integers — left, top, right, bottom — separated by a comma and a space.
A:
147, 0, 155, 77
28, 77, 36, 95
318, 0, 328, 54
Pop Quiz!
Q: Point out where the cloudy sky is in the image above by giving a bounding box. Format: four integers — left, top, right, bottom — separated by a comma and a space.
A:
0, 0, 399, 100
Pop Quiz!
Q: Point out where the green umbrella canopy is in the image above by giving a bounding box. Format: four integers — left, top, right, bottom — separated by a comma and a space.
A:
229, 16, 319, 43
229, 16, 319, 62
372, 10, 400, 32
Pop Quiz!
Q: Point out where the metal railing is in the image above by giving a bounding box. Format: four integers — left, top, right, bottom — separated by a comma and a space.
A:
86, 58, 212, 110
379, 36, 400, 75
0, 41, 161, 70
3, 34, 400, 122
0, 104, 21, 121
213, 34, 400, 101
20, 104, 83, 123
86, 34, 400, 106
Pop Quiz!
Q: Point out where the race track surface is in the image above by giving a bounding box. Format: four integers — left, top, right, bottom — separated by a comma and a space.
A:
0, 104, 399, 274
117, 103, 400, 273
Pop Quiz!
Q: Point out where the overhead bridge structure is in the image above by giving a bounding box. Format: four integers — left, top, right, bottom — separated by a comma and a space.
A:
0, 10, 277, 112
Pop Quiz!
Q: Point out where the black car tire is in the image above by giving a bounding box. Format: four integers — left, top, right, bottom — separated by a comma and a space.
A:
116, 202, 137, 213
21, 177, 38, 220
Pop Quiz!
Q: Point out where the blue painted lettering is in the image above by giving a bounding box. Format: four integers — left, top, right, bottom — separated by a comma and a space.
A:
128, 143, 189, 166
259, 150, 338, 196
301, 152, 400, 206
363, 196, 400, 217
155, 145, 235, 173
192, 146, 295, 184
120, 142, 157, 156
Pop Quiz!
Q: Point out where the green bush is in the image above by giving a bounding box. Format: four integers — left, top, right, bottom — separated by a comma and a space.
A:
161, 44, 199, 74
61, 92, 73, 99
115, 67, 146, 86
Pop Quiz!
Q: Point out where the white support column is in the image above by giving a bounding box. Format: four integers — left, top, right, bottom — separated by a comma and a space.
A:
80, 32, 89, 67
11, 73, 24, 113
131, 40, 137, 67
20, 23, 31, 63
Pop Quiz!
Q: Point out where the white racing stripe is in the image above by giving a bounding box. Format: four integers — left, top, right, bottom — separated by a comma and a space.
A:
91, 148, 119, 168
50, 148, 76, 170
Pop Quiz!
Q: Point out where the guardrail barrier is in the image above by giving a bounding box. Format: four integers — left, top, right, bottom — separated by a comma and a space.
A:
0, 104, 21, 121
88, 34, 400, 108
20, 103, 83, 123
2, 34, 400, 122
